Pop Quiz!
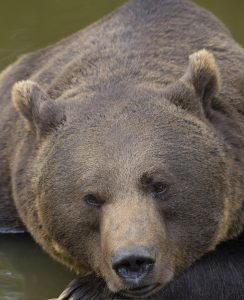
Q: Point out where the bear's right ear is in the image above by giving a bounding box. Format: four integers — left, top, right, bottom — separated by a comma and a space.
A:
12, 80, 66, 136
164, 49, 220, 119
182, 49, 220, 103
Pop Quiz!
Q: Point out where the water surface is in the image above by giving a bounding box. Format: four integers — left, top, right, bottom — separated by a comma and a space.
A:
0, 1, 243, 299
0, 234, 74, 300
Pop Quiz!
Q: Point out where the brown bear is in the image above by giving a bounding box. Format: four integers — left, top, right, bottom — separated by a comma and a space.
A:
0, 0, 243, 298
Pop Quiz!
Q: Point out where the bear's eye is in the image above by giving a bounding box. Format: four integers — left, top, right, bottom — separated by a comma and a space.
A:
84, 194, 103, 208
151, 182, 168, 198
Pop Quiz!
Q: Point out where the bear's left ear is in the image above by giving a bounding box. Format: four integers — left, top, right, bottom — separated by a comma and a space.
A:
12, 80, 66, 136
164, 49, 220, 117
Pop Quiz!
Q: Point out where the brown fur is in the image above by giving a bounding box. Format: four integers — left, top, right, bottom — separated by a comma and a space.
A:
0, 0, 243, 297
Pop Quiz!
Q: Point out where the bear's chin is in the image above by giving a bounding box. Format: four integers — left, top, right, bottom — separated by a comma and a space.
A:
119, 283, 162, 299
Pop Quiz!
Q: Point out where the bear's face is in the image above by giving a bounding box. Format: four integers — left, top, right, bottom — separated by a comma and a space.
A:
34, 105, 227, 295
12, 50, 232, 297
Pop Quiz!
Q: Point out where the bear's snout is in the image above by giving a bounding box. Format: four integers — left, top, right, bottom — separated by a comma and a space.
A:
100, 198, 174, 295
112, 246, 156, 285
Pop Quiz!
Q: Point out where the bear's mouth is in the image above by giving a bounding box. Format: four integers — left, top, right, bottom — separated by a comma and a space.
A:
121, 283, 159, 297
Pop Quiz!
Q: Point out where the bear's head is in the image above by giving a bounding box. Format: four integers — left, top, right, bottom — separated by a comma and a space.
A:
11, 50, 242, 298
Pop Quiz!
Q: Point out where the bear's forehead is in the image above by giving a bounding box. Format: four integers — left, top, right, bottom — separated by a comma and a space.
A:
55, 120, 216, 178
52, 101, 219, 170
68, 113, 208, 158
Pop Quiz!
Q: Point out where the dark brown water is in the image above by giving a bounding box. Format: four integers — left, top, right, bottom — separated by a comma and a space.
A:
0, 1, 243, 299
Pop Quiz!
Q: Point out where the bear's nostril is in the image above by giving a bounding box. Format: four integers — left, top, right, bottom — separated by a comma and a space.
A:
117, 257, 154, 278
112, 246, 156, 284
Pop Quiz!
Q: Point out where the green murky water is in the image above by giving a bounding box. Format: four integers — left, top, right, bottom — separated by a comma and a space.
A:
0, 1, 243, 299
0, 234, 74, 300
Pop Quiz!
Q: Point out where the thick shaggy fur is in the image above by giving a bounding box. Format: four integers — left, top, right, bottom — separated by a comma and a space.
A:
0, 0, 243, 298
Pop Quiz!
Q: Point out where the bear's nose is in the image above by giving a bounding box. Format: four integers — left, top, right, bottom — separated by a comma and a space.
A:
112, 246, 156, 284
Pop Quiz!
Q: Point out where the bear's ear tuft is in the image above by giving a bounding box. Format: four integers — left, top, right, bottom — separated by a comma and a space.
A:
12, 80, 66, 136
183, 49, 220, 105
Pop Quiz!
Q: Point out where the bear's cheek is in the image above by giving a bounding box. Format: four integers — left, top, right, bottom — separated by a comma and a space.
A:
37, 195, 101, 272
163, 204, 222, 275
